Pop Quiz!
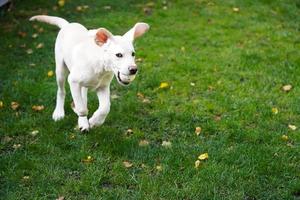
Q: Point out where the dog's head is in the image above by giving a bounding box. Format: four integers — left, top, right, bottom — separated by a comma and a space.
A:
94, 23, 149, 86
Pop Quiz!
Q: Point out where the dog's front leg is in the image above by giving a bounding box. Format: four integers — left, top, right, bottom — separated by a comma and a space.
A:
89, 86, 110, 128
68, 76, 89, 131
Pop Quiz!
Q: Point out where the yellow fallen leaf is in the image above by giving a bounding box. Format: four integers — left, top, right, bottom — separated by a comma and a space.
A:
11, 102, 20, 110
159, 82, 169, 89
32, 33, 38, 38
82, 156, 93, 163
288, 124, 297, 131
139, 140, 149, 147
181, 46, 185, 52
198, 153, 209, 160
272, 107, 278, 115
30, 130, 39, 136
69, 134, 75, 139
123, 161, 133, 168
194, 160, 201, 169
58, 0, 65, 7
282, 84, 292, 92
137, 92, 145, 99
76, 6, 83, 11
32, 105, 44, 111
195, 127, 202, 136
0, 101, 3, 108
161, 141, 172, 148
190, 82, 195, 86
156, 165, 162, 171
47, 70, 54, 77
281, 135, 288, 141
232, 7, 240, 12
36, 43, 44, 49
142, 98, 151, 103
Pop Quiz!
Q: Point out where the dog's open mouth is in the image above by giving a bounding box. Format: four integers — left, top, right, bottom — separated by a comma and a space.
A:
117, 71, 130, 85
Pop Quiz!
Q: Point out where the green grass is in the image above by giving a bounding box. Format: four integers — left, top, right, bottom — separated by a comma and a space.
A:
1, 0, 300, 199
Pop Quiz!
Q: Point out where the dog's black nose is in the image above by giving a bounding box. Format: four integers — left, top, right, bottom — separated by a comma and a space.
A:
129, 66, 138, 75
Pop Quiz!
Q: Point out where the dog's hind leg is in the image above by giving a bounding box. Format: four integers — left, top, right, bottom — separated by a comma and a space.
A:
52, 55, 68, 121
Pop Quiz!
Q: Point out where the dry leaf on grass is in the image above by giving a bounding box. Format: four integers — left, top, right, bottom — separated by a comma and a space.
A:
123, 161, 133, 168
82, 156, 93, 163
69, 134, 75, 139
11, 102, 20, 110
32, 105, 44, 111
282, 84, 292, 92
13, 144, 21, 149
194, 160, 201, 169
161, 141, 172, 148
139, 140, 149, 147
125, 129, 133, 136
156, 165, 163, 171
281, 135, 288, 141
22, 176, 30, 180
159, 82, 169, 89
232, 7, 240, 12
56, 196, 65, 200
32, 33, 38, 38
47, 70, 54, 77
111, 94, 120, 99
198, 153, 209, 160
136, 58, 143, 62
18, 31, 27, 38
36, 43, 44, 49
137, 92, 151, 104
30, 130, 39, 136
58, 0, 65, 7
26, 49, 33, 54
3, 136, 12, 143
288, 124, 297, 131
103, 5, 111, 10
195, 127, 202, 136
0, 101, 3, 108
272, 107, 278, 115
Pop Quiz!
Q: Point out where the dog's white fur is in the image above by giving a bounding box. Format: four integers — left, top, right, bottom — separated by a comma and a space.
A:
29, 15, 149, 131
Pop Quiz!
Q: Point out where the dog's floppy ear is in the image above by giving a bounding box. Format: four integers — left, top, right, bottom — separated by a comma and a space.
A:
123, 23, 150, 41
95, 28, 113, 46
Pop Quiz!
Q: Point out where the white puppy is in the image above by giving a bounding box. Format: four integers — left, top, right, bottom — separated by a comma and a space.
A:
29, 15, 150, 131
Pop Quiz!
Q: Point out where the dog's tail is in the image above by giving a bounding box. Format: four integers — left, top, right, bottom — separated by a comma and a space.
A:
29, 15, 69, 29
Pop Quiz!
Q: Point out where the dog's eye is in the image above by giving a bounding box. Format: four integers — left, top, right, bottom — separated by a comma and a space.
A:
132, 52, 135, 57
115, 53, 123, 58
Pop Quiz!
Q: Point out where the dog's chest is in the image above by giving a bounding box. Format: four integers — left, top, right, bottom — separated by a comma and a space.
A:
82, 71, 114, 89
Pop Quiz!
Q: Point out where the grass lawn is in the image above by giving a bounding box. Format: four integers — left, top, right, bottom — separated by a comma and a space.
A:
1, 0, 300, 199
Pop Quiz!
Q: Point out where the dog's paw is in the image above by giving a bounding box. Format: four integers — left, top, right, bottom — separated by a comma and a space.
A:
78, 116, 89, 132
89, 117, 103, 128
52, 109, 65, 121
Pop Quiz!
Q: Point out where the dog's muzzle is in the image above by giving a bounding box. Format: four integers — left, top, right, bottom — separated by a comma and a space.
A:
117, 71, 130, 85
